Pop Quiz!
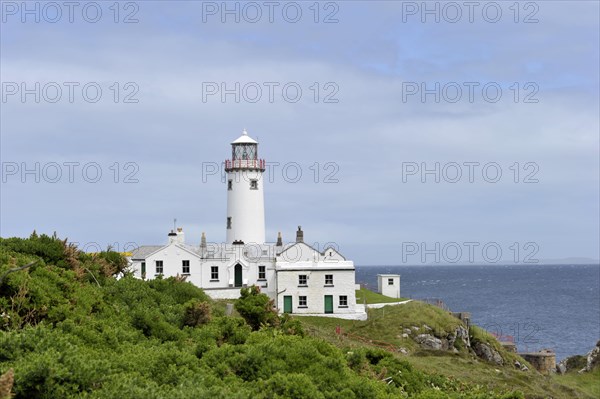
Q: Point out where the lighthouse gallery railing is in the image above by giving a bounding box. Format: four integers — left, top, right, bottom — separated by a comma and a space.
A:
224, 159, 266, 171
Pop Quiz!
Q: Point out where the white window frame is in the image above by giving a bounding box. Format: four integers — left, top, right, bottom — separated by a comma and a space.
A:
298, 274, 307, 286
298, 296, 307, 308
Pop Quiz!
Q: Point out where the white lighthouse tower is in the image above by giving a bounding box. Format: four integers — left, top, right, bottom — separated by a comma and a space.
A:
225, 129, 266, 245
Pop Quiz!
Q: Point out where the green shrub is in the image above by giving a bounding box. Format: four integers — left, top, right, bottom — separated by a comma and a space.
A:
234, 286, 279, 330
0, 234, 528, 399
278, 314, 305, 336
183, 300, 211, 327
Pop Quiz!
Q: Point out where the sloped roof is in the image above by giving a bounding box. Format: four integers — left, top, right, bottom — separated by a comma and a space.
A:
276, 242, 325, 261
130, 245, 164, 259
323, 246, 346, 261
231, 129, 258, 144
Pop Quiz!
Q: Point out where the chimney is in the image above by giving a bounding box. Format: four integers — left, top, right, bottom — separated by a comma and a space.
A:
200, 232, 207, 257
296, 226, 303, 243
176, 227, 185, 244
276, 232, 282, 247
169, 227, 185, 244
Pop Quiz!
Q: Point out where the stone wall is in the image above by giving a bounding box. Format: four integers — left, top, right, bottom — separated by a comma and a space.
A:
501, 342, 517, 353
520, 350, 556, 374
451, 312, 471, 327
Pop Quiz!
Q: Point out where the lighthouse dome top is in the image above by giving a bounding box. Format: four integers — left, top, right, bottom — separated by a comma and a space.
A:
231, 129, 258, 145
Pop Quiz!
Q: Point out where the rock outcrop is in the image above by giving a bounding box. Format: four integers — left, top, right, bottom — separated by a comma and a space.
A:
447, 326, 470, 350
404, 321, 511, 368
473, 342, 504, 365
583, 340, 600, 372
555, 341, 600, 374
415, 334, 447, 351
556, 355, 586, 374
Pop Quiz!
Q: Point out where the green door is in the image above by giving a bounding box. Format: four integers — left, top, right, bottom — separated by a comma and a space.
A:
324, 295, 333, 314
283, 296, 292, 313
234, 264, 243, 287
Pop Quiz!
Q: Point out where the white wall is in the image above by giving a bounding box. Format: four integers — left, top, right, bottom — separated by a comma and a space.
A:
226, 168, 265, 245
133, 242, 278, 299
130, 241, 363, 317
378, 274, 401, 298
144, 244, 201, 284
276, 267, 356, 314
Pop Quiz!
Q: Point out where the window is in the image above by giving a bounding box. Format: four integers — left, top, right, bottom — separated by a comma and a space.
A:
250, 179, 258, 190
388, 278, 394, 285
227, 217, 232, 229
258, 265, 266, 280
228, 180, 232, 190
211, 266, 219, 281
325, 274, 333, 286
298, 275, 307, 286
298, 296, 307, 307
339, 295, 348, 307
155, 260, 163, 274
141, 262, 146, 277
182, 260, 190, 274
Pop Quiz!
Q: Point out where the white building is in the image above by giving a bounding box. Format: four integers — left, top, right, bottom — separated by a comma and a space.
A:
377, 274, 401, 298
130, 130, 365, 319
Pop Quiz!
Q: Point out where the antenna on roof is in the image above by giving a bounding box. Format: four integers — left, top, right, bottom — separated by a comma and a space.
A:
173, 218, 177, 231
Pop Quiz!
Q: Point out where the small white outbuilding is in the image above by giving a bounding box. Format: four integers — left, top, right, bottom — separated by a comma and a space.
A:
377, 274, 401, 298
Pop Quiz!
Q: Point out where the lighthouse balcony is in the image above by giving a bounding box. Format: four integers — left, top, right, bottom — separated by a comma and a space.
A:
224, 159, 266, 171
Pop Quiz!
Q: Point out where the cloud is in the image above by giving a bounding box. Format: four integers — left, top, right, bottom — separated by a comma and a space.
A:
1, 1, 598, 263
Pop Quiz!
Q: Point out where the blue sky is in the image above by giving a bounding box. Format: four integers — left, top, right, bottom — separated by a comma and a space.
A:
1, 1, 599, 264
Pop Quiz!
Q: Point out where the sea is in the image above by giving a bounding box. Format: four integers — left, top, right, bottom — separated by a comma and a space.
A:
355, 264, 600, 361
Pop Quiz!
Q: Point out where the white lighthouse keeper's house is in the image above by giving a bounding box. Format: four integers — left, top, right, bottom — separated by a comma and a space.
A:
130, 129, 365, 320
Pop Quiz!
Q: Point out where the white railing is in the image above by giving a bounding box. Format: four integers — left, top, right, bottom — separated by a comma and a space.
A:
224, 159, 265, 170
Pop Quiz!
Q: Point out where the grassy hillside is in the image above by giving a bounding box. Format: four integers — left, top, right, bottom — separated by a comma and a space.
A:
299, 303, 599, 399
0, 233, 597, 398
355, 288, 408, 304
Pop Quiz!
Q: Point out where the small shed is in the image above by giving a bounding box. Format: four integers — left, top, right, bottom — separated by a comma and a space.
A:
377, 274, 400, 298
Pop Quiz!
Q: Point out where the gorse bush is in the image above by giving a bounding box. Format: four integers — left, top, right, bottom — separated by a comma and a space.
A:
234, 285, 280, 330
0, 234, 524, 398
183, 299, 212, 327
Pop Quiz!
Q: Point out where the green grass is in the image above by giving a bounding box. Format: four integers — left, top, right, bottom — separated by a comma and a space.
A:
301, 300, 463, 353
298, 300, 600, 399
556, 368, 600, 398
355, 288, 408, 304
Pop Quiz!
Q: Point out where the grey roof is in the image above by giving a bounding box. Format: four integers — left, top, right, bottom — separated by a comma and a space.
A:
277, 242, 324, 256
130, 245, 164, 259
180, 244, 201, 254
